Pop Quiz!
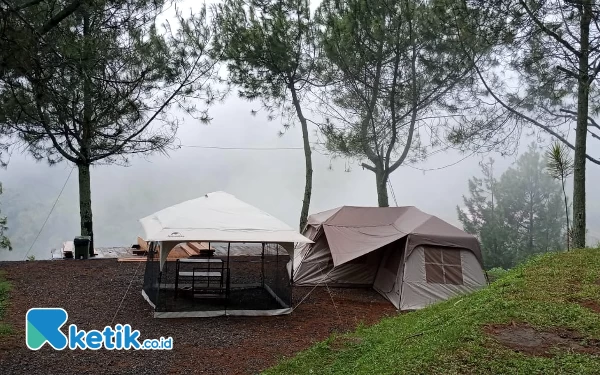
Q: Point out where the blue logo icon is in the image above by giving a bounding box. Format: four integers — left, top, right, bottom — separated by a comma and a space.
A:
26, 308, 69, 350
26, 308, 173, 350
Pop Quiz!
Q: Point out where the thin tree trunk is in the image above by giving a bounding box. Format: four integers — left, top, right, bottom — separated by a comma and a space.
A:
528, 201, 534, 254
562, 178, 570, 251
376, 166, 389, 207
490, 160, 496, 256
573, 0, 592, 249
288, 82, 312, 233
78, 163, 94, 255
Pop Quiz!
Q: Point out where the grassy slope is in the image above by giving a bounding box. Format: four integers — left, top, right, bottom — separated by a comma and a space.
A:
0, 271, 10, 335
265, 249, 600, 374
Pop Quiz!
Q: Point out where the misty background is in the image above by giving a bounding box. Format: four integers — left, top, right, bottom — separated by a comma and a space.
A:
1, 96, 599, 261
1, 0, 599, 261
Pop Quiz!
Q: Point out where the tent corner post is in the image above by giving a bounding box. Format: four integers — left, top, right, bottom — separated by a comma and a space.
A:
290, 244, 294, 286
226, 242, 231, 302
290, 244, 294, 308
158, 241, 167, 272
261, 243, 265, 288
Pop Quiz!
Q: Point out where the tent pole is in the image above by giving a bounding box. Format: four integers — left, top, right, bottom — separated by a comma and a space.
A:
289, 244, 293, 307
227, 242, 231, 291
290, 245, 294, 285
148, 241, 160, 304
226, 242, 231, 309
261, 243, 265, 288
159, 241, 167, 271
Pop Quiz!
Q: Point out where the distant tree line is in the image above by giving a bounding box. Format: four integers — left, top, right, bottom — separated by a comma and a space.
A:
458, 145, 568, 269
0, 0, 599, 252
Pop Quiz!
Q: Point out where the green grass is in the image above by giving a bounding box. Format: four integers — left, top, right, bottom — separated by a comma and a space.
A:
265, 249, 600, 375
0, 271, 11, 335
486, 267, 510, 282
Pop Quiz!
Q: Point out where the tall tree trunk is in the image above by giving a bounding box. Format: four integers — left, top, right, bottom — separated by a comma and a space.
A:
289, 82, 312, 232
78, 163, 94, 255
375, 166, 389, 207
80, 7, 94, 255
573, 0, 592, 249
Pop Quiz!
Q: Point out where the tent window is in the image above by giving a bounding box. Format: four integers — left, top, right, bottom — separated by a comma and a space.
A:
443, 251, 461, 266
444, 265, 463, 284
424, 248, 463, 285
424, 248, 442, 264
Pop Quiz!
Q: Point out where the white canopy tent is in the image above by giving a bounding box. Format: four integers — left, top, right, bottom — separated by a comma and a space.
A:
139, 191, 312, 318
140, 191, 312, 270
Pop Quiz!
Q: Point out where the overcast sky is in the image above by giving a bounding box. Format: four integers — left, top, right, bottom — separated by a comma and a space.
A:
0, 0, 599, 261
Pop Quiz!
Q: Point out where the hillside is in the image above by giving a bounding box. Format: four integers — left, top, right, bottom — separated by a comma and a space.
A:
265, 249, 600, 374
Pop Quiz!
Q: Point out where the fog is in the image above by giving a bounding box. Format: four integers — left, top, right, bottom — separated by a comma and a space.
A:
1, 95, 599, 261
0, 0, 599, 261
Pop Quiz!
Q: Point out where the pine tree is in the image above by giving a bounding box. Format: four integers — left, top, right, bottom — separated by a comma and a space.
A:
458, 145, 566, 269
213, 0, 316, 231
0, 1, 219, 253
316, 0, 482, 206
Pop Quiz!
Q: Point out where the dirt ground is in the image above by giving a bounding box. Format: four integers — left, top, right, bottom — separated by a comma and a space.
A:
485, 323, 600, 357
0, 260, 395, 375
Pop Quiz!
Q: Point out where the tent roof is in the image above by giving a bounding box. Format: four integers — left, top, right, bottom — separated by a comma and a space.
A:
306, 206, 482, 266
140, 191, 312, 244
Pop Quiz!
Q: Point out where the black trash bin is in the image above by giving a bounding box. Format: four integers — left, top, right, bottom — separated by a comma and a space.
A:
74, 236, 91, 260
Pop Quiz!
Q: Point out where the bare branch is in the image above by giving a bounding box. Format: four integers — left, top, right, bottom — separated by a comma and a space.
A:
39, 0, 84, 35
557, 65, 578, 79
361, 162, 376, 172
519, 0, 581, 57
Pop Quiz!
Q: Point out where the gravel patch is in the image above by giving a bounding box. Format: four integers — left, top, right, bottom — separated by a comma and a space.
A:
0, 260, 395, 374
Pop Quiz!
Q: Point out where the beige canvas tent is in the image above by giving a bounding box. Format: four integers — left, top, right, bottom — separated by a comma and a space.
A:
291, 206, 487, 310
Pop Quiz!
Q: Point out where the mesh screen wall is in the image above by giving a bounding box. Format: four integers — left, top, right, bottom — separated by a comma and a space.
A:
142, 242, 292, 317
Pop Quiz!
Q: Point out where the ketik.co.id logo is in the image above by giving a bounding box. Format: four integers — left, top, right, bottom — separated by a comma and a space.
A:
26, 308, 173, 350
